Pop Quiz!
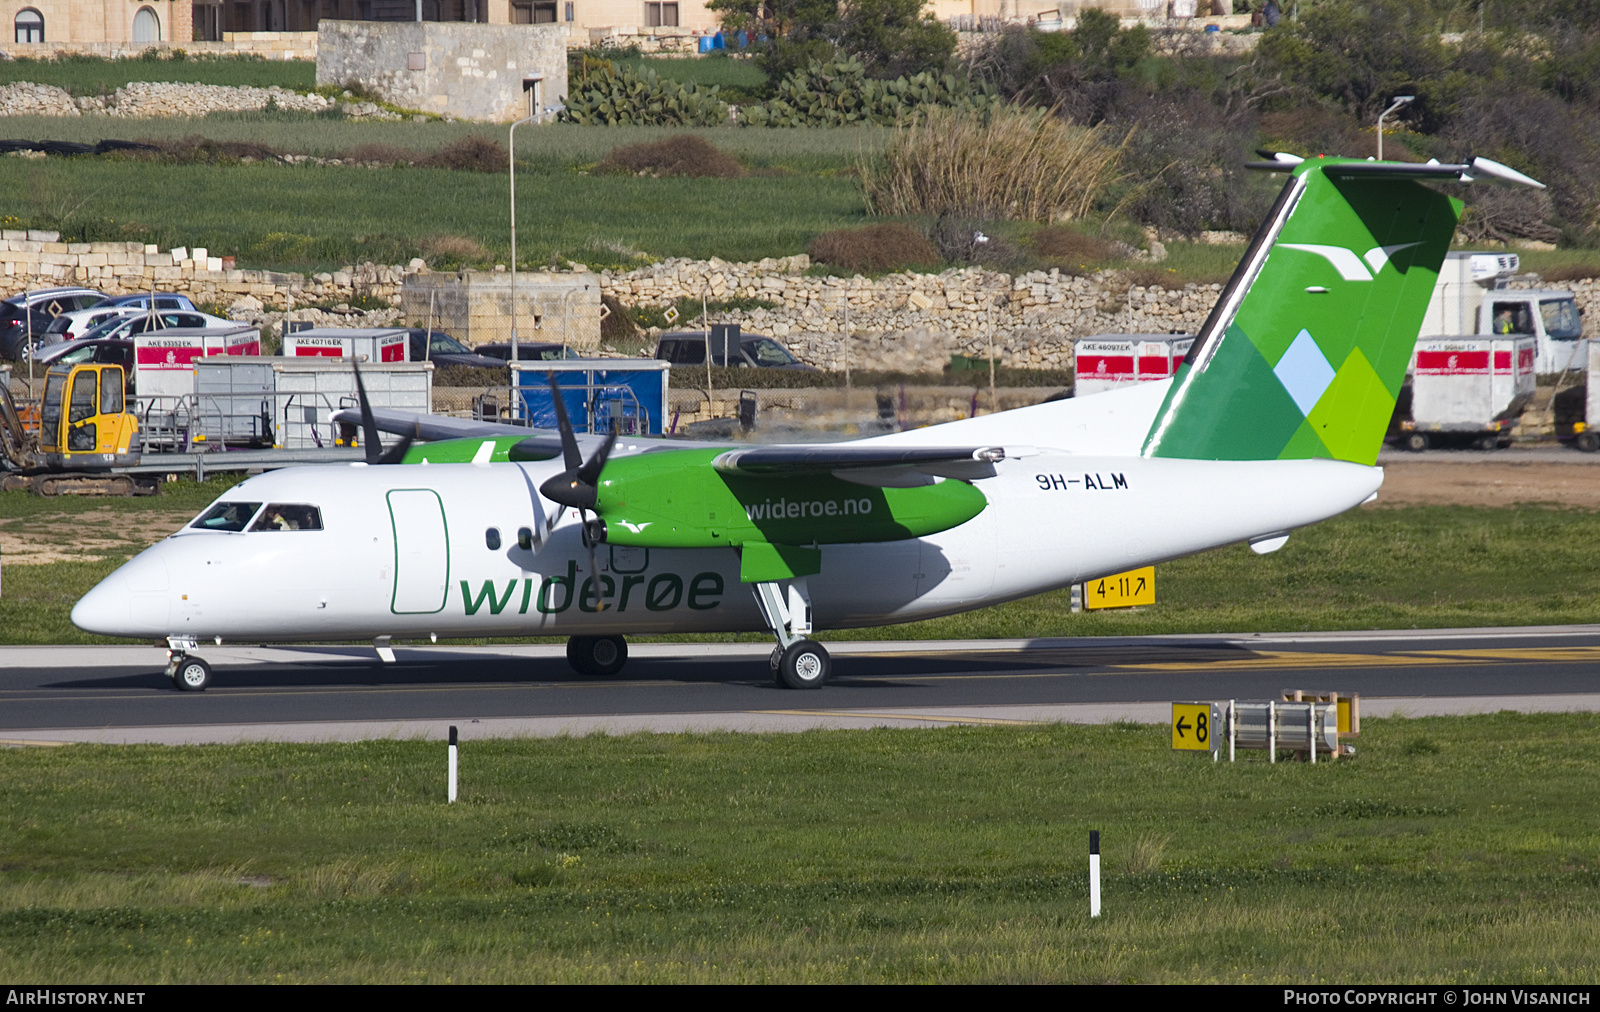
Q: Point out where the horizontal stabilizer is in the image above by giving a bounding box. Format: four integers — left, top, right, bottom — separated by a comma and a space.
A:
1246, 155, 1545, 188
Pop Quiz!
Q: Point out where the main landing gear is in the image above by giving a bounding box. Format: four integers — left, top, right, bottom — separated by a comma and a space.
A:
566, 634, 629, 676
165, 636, 212, 691
754, 579, 831, 689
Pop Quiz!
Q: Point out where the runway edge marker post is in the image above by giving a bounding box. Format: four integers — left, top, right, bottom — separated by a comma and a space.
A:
448, 725, 458, 804
1090, 830, 1101, 918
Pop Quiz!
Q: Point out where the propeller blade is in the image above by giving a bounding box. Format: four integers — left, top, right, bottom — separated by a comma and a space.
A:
575, 420, 618, 488
351, 358, 385, 465
375, 422, 419, 465
546, 371, 583, 473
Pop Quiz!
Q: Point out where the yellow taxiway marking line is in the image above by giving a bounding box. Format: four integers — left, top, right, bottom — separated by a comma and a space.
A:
1107, 650, 1470, 671
1409, 646, 1600, 662
759, 709, 1043, 726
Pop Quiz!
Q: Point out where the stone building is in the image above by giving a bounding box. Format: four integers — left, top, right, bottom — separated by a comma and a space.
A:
194, 0, 715, 42
5, 1, 192, 48
316, 18, 568, 120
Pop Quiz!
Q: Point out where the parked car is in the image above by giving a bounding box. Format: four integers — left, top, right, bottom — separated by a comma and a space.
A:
654, 328, 816, 370
92, 292, 199, 313
41, 306, 144, 344
474, 341, 585, 362
0, 287, 107, 360
403, 328, 510, 370
76, 309, 235, 343
33, 337, 134, 370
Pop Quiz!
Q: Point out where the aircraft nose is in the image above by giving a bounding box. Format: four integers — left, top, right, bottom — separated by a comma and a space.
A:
72, 552, 171, 637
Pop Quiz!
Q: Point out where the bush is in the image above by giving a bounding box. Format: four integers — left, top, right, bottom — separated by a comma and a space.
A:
418, 234, 488, 269
417, 136, 506, 173
560, 66, 730, 127
743, 59, 997, 127
806, 223, 940, 274
1030, 225, 1117, 266
1541, 264, 1600, 283
860, 105, 1127, 222
597, 136, 744, 178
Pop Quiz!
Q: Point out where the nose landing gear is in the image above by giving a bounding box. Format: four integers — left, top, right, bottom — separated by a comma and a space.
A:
165, 636, 212, 691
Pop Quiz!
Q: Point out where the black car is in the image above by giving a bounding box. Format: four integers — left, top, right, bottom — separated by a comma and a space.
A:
474, 341, 584, 362
1, 287, 108, 361
654, 327, 815, 370
404, 328, 510, 370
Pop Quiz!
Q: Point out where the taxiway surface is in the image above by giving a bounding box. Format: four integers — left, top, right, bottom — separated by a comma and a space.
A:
4, 625, 1600, 745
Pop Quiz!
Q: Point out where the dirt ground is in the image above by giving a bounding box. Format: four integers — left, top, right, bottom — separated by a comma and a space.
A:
0, 508, 194, 566
1375, 456, 1600, 508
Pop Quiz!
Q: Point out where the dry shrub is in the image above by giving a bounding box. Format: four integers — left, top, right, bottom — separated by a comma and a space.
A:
1541, 263, 1600, 283
341, 143, 421, 166
418, 234, 488, 268
151, 134, 282, 164
418, 135, 507, 173
861, 106, 1129, 222
597, 135, 744, 178
1031, 226, 1117, 266
807, 223, 940, 274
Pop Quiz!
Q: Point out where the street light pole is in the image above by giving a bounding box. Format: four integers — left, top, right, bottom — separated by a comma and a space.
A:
508, 112, 538, 366
1376, 95, 1415, 161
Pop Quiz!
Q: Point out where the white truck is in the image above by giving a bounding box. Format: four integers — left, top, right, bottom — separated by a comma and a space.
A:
1419, 252, 1584, 377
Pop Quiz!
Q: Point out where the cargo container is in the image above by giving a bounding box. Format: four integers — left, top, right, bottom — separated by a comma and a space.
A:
1072, 334, 1194, 397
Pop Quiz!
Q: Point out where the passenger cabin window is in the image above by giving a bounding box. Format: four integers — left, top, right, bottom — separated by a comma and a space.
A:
485, 527, 502, 550
192, 502, 263, 532
249, 504, 324, 532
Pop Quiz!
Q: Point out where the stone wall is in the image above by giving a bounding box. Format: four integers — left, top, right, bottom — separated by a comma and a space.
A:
0, 81, 332, 117
599, 255, 1221, 370
0, 232, 409, 315
0, 32, 317, 60
402, 270, 603, 348
316, 20, 567, 123
6, 237, 1596, 374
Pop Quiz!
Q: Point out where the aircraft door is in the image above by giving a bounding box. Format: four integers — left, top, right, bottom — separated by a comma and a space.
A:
388, 489, 449, 614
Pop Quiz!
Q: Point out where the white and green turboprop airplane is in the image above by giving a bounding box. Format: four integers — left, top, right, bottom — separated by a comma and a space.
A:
72, 153, 1543, 691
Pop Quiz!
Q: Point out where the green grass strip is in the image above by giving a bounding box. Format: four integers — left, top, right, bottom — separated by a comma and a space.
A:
0, 714, 1597, 981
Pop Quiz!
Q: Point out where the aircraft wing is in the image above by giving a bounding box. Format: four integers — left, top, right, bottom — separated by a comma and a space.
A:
713, 444, 1005, 487
330, 407, 527, 443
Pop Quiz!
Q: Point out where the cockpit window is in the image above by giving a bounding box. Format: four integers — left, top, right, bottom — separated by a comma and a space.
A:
191, 502, 263, 532
249, 504, 324, 532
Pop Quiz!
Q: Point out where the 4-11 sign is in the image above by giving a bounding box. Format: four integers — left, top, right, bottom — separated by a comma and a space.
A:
1084, 567, 1155, 610
1172, 702, 1222, 752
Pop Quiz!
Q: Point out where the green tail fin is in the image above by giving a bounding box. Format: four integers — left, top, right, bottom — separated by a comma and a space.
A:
1142, 161, 1462, 465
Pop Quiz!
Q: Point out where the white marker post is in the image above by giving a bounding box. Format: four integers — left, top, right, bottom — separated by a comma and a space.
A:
448, 725, 458, 803
1089, 830, 1101, 918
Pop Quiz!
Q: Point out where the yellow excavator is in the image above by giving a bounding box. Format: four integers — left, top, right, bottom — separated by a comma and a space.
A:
1, 362, 156, 495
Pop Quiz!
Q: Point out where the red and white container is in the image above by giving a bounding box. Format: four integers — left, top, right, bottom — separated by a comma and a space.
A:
134, 326, 261, 401
281, 328, 407, 363
1407, 334, 1536, 436
1073, 334, 1194, 397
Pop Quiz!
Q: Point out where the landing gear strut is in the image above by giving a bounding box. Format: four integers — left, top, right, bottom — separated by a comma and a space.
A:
754, 579, 830, 689
566, 634, 628, 676
165, 636, 211, 691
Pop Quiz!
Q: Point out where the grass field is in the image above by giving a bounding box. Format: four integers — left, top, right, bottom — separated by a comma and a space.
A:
1, 713, 1597, 982
0, 152, 869, 272
0, 55, 314, 95
4, 482, 1599, 645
